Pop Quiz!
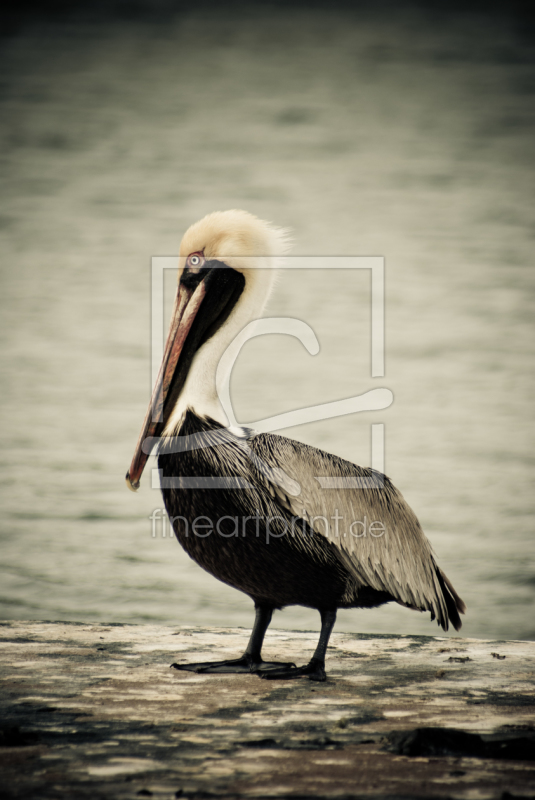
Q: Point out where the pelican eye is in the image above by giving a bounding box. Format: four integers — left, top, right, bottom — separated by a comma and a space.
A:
187, 253, 205, 269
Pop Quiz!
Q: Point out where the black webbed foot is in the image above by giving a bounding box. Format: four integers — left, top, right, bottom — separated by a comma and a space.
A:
171, 654, 255, 674
257, 656, 326, 682
253, 660, 297, 672
171, 653, 296, 675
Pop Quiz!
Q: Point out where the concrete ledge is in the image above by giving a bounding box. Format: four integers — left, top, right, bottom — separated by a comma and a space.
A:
1, 621, 534, 799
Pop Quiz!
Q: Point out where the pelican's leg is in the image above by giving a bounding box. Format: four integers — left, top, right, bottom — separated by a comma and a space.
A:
171, 603, 296, 674
258, 608, 337, 682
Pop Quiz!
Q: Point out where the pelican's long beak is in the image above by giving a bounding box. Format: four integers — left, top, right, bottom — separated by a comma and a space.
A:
125, 264, 246, 491
125, 278, 207, 491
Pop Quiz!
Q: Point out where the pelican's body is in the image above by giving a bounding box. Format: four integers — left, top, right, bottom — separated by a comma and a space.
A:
127, 210, 465, 681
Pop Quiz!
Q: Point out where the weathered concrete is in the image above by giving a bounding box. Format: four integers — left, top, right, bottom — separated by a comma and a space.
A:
0, 621, 534, 799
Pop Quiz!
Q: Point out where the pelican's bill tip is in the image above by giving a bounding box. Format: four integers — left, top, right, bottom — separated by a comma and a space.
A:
125, 472, 140, 492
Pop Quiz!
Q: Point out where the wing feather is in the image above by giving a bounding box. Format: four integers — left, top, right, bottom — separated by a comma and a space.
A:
249, 432, 463, 630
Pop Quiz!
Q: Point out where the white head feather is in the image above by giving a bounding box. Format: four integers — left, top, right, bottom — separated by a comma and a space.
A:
164, 210, 291, 433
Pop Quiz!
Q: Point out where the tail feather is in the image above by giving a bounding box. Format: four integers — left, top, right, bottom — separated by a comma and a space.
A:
436, 568, 466, 632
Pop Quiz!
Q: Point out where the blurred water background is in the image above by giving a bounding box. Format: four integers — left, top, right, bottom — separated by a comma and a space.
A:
0, 1, 534, 641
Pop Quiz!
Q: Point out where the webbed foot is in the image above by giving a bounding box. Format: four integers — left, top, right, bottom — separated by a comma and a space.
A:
257, 656, 326, 682
171, 653, 296, 675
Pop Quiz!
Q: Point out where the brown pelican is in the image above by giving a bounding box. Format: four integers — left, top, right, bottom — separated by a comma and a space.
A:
126, 209, 465, 682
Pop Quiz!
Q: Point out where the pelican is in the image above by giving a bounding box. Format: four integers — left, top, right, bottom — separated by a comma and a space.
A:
126, 209, 465, 682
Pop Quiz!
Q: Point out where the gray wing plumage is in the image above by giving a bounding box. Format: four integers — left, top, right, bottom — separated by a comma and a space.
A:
249, 432, 465, 631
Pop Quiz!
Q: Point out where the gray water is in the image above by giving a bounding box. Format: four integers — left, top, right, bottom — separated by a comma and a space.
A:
1, 4, 534, 641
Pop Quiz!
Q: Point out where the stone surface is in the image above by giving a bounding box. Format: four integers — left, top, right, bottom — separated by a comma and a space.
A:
0, 621, 534, 799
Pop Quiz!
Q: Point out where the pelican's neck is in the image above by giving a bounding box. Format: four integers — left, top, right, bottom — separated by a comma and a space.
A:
165, 324, 235, 430
163, 268, 275, 435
